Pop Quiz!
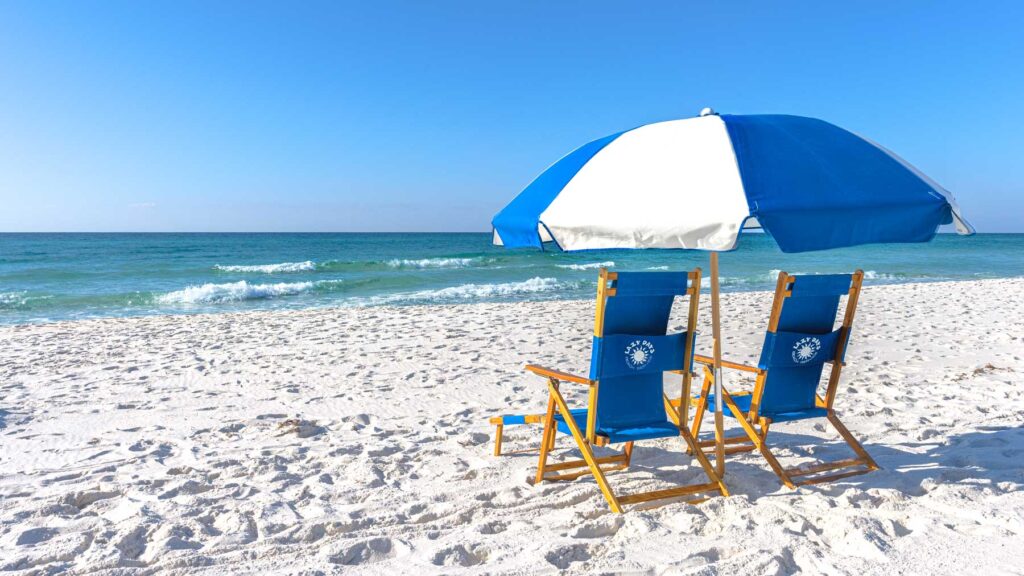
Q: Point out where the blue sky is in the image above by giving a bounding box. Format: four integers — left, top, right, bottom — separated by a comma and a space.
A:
1, 1, 1021, 232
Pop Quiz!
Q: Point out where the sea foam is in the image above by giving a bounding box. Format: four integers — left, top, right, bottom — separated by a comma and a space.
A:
385, 257, 478, 269
0, 291, 27, 308
214, 261, 316, 273
556, 261, 615, 271
157, 280, 319, 305
862, 270, 900, 280
372, 277, 565, 304
766, 269, 899, 281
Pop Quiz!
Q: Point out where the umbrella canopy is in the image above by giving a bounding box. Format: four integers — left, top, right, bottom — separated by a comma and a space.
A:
492, 110, 972, 252
490, 109, 973, 477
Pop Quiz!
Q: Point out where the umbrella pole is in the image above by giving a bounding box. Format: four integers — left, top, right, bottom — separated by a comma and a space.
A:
709, 252, 726, 477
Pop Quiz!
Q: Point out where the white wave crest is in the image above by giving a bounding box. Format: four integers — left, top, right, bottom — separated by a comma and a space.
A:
646, 265, 670, 271
698, 276, 749, 288
862, 270, 900, 280
157, 280, 318, 305
385, 257, 477, 269
214, 261, 316, 273
556, 261, 615, 271
372, 277, 564, 304
0, 291, 27, 308
766, 269, 899, 282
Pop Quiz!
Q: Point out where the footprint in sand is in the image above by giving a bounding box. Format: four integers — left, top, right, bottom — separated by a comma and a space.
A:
158, 480, 213, 500
15, 527, 59, 546
431, 543, 490, 567
327, 537, 406, 565
126, 435, 160, 453
140, 524, 202, 564
65, 489, 121, 511
571, 516, 624, 538
3, 530, 94, 571
478, 520, 507, 535
275, 418, 325, 438
544, 543, 593, 570
114, 525, 150, 562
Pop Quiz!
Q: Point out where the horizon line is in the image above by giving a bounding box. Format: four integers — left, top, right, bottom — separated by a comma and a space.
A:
0, 230, 1018, 235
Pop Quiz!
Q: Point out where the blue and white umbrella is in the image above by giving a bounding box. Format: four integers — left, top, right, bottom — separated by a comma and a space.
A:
494, 109, 971, 252
491, 108, 972, 472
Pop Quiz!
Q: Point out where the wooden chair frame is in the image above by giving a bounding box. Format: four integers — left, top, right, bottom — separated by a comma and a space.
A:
528, 268, 729, 513
489, 413, 545, 456
674, 270, 878, 488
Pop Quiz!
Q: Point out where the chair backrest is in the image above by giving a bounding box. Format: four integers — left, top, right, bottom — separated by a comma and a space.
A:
588, 269, 699, 433
755, 271, 862, 416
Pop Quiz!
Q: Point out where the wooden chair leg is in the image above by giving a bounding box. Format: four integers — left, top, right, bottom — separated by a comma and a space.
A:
680, 428, 729, 497
782, 413, 877, 486
532, 385, 727, 513
534, 386, 559, 485
688, 374, 712, 451
494, 423, 504, 456
548, 382, 623, 513
717, 390, 796, 489
550, 425, 729, 509
827, 412, 879, 470
759, 419, 771, 442
664, 395, 681, 426
756, 440, 796, 489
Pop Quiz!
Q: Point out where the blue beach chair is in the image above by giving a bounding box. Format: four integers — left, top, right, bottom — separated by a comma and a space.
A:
681, 270, 879, 488
525, 268, 728, 513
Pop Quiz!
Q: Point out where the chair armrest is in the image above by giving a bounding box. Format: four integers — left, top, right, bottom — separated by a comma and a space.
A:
693, 354, 763, 374
525, 364, 595, 386
668, 369, 699, 376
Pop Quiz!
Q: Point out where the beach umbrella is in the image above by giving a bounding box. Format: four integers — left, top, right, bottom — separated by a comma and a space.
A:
491, 108, 972, 475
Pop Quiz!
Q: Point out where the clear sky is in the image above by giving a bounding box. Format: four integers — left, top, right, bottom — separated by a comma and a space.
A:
1, 1, 1021, 232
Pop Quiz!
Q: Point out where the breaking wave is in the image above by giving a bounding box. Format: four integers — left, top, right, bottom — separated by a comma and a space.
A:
156, 280, 328, 305
213, 256, 499, 274
862, 270, 902, 280
369, 277, 567, 304
214, 261, 317, 273
384, 257, 480, 269
0, 291, 28, 309
766, 269, 901, 281
556, 261, 615, 271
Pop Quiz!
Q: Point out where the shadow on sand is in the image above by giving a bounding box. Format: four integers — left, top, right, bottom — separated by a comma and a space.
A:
500, 424, 1024, 503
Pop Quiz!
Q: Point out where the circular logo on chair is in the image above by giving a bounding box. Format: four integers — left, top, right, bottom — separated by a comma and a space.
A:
792, 337, 822, 364
624, 339, 655, 370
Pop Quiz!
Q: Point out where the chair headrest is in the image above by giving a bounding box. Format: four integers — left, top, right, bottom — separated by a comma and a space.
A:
601, 270, 695, 336
787, 273, 853, 298
610, 271, 691, 298
773, 272, 855, 335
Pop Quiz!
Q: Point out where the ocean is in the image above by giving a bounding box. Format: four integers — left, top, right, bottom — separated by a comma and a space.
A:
1, 232, 1022, 325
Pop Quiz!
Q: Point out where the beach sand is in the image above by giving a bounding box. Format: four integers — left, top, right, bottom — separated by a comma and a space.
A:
1, 279, 1023, 574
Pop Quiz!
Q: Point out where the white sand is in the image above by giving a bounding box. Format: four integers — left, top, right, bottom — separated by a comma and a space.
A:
1, 279, 1023, 574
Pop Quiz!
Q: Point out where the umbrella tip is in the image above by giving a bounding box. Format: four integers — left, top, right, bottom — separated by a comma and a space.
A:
699, 107, 717, 117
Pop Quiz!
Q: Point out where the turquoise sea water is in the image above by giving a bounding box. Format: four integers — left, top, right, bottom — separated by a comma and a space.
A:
1, 233, 1022, 325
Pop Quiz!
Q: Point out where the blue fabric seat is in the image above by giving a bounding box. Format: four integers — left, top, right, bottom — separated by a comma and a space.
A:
555, 409, 682, 443
703, 394, 828, 423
